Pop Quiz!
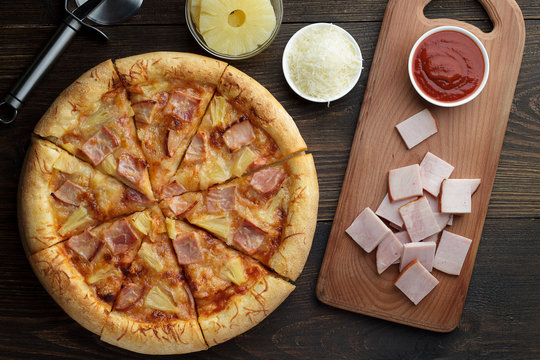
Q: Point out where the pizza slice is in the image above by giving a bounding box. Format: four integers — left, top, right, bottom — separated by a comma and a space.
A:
115, 52, 228, 198
28, 210, 148, 336
19, 139, 153, 255
164, 65, 307, 194
165, 220, 294, 347
101, 206, 207, 354
34, 59, 154, 199
160, 154, 318, 281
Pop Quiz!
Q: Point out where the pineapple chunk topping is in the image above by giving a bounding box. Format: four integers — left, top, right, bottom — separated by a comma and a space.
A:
198, 0, 276, 56
189, 213, 232, 239
87, 265, 120, 284
80, 107, 111, 133
209, 96, 229, 129
200, 159, 231, 189
130, 211, 152, 235
257, 187, 286, 224
165, 218, 178, 240
61, 143, 77, 154
100, 154, 117, 177
221, 256, 247, 285
58, 205, 93, 236
53, 152, 91, 180
138, 242, 164, 272
232, 146, 256, 177
144, 286, 178, 313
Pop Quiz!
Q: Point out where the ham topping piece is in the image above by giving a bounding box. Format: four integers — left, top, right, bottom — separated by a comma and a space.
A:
66, 230, 100, 261
388, 164, 423, 201
233, 219, 266, 255
395, 109, 438, 149
165, 196, 198, 218
376, 232, 404, 274
163, 90, 200, 123
223, 121, 256, 152
419, 152, 454, 197
400, 241, 436, 272
376, 193, 416, 229
433, 230, 472, 275
440, 179, 473, 214
346, 207, 391, 253
166, 129, 183, 157
104, 219, 140, 256
399, 196, 440, 242
117, 153, 147, 186
160, 181, 187, 200
394, 259, 439, 305
172, 233, 202, 264
115, 283, 144, 311
250, 167, 287, 195
81, 126, 119, 165
184, 134, 206, 163
206, 186, 236, 213
52, 180, 87, 206
131, 100, 157, 124
425, 193, 451, 231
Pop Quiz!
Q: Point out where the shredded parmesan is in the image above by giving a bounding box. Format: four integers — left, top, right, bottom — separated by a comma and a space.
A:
285, 23, 362, 103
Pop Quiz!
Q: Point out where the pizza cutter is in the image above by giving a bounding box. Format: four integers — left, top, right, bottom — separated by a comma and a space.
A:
0, 0, 143, 125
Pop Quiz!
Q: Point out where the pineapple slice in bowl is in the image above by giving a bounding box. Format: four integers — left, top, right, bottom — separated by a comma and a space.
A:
186, 0, 283, 60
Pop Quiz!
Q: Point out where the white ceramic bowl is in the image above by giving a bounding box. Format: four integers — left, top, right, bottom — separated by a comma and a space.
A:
282, 23, 363, 103
408, 26, 489, 107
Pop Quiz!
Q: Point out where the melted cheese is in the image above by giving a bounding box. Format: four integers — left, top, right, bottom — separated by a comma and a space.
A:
285, 24, 362, 102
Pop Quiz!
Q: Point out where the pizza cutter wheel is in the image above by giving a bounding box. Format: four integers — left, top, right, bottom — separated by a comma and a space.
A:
0, 0, 143, 124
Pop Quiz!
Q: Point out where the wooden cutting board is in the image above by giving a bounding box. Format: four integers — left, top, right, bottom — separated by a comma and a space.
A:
316, 0, 525, 332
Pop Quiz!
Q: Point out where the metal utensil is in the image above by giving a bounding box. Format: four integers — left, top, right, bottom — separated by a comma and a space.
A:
0, 0, 143, 125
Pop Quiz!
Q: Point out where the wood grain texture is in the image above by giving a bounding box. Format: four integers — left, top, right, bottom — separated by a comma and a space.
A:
0, 0, 539, 358
317, 0, 526, 331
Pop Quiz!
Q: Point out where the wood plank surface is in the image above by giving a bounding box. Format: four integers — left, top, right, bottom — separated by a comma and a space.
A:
0, 0, 538, 358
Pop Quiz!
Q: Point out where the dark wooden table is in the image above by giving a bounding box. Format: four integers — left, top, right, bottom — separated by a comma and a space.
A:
1, 1, 538, 359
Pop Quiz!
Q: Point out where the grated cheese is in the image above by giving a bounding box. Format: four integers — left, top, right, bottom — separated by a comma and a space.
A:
285, 23, 362, 103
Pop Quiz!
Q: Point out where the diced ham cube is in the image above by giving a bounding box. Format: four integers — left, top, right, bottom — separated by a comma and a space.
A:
392, 231, 411, 264
52, 180, 87, 206
376, 232, 403, 274
346, 207, 391, 253
103, 219, 140, 256
114, 283, 144, 311
184, 134, 205, 163
223, 121, 256, 152
250, 167, 287, 195
425, 192, 451, 231
376, 193, 416, 229
172, 233, 202, 264
398, 196, 440, 242
166, 129, 182, 157
163, 90, 200, 123
131, 100, 157, 124
394, 259, 439, 305
165, 196, 198, 218
160, 180, 187, 200
206, 187, 235, 213
419, 152, 454, 197
233, 219, 266, 255
433, 230, 472, 275
66, 230, 101, 261
395, 109, 438, 149
81, 126, 119, 165
440, 179, 473, 214
117, 153, 147, 186
400, 241, 436, 272
388, 164, 423, 201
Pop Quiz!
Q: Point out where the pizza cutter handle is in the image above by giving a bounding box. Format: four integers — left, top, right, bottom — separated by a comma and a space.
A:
0, 17, 81, 125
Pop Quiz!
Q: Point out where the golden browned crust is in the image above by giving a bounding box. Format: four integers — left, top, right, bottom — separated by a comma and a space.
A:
269, 154, 319, 281
218, 66, 307, 156
199, 274, 294, 347
34, 60, 119, 140
114, 52, 228, 89
29, 244, 111, 335
19, 138, 64, 255
101, 313, 207, 355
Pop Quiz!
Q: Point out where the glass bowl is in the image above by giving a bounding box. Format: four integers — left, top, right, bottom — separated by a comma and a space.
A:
185, 0, 283, 61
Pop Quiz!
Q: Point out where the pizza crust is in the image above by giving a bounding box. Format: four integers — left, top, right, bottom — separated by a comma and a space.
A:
101, 312, 207, 355
19, 138, 66, 255
269, 153, 319, 281
218, 66, 307, 157
114, 52, 227, 88
198, 274, 295, 346
29, 244, 111, 335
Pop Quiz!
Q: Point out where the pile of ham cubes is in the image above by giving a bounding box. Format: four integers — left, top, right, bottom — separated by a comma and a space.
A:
346, 109, 480, 305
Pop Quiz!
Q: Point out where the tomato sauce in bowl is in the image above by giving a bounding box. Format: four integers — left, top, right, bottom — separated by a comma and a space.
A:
408, 26, 489, 107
